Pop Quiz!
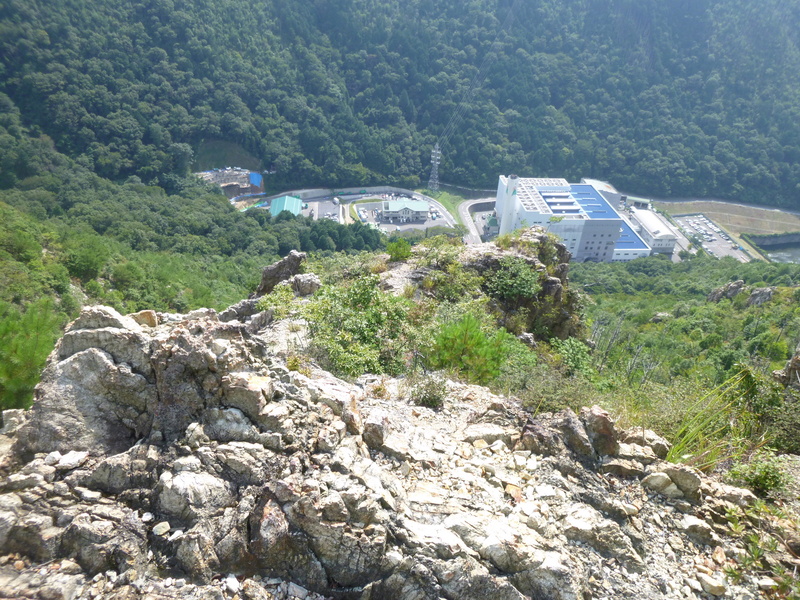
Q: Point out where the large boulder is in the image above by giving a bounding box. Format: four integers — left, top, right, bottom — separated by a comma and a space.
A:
253, 250, 307, 297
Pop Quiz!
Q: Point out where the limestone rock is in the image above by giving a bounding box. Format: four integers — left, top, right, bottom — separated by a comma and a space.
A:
642, 472, 684, 499
696, 572, 726, 596
620, 428, 670, 459
561, 504, 644, 570
663, 464, 703, 502
129, 310, 158, 327
0, 299, 774, 600
290, 273, 322, 296
253, 250, 306, 297
580, 405, 620, 456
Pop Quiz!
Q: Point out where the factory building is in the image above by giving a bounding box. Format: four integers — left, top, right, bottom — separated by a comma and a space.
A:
629, 207, 678, 255
495, 175, 651, 262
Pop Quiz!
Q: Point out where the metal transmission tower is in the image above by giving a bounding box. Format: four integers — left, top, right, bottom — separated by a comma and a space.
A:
428, 143, 441, 191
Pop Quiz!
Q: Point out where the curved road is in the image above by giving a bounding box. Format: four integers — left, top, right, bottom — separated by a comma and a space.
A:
458, 197, 494, 245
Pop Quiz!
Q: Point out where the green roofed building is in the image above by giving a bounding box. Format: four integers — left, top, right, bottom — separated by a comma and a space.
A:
270, 195, 302, 217
382, 199, 428, 223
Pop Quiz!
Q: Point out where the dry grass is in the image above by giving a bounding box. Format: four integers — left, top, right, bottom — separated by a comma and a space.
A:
654, 201, 800, 235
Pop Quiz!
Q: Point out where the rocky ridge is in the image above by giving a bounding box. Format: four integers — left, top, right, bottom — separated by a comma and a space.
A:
0, 296, 787, 600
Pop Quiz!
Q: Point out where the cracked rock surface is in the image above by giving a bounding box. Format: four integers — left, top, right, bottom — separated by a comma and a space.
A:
0, 304, 777, 600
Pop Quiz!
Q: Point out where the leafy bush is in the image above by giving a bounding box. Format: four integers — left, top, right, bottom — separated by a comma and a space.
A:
304, 275, 413, 378
550, 337, 594, 377
726, 450, 791, 496
408, 374, 447, 409
387, 238, 412, 262
485, 256, 542, 305
420, 263, 482, 303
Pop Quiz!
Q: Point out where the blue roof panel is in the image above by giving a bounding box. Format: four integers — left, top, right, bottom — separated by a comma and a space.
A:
615, 221, 650, 250
569, 184, 618, 219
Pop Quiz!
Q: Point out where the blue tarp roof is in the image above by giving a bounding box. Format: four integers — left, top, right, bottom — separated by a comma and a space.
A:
249, 172, 263, 188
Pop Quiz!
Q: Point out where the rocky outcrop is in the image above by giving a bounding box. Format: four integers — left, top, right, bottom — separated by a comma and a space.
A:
705, 281, 775, 308
747, 287, 774, 306
0, 304, 781, 600
253, 250, 307, 297
775, 342, 800, 388
707, 280, 746, 302
450, 228, 580, 339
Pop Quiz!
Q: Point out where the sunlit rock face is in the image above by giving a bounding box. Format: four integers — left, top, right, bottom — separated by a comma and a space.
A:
0, 301, 764, 600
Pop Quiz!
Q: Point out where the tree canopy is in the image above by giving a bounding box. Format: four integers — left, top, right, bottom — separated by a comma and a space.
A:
2, 0, 800, 205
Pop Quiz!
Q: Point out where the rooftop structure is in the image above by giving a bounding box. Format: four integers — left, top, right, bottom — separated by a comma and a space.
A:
630, 207, 677, 255
270, 195, 302, 217
382, 199, 428, 223
496, 175, 650, 262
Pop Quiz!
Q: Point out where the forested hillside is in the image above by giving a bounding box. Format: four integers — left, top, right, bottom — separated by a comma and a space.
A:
3, 0, 800, 420
0, 96, 383, 408
2, 0, 800, 204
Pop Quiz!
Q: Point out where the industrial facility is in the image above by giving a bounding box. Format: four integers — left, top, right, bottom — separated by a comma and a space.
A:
495, 176, 651, 262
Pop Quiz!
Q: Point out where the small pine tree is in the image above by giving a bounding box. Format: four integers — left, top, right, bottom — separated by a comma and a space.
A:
387, 238, 412, 262
430, 314, 513, 384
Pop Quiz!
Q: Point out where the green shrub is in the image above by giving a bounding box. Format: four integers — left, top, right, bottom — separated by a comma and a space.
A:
770, 395, 800, 454
550, 337, 593, 377
409, 374, 447, 409
485, 256, 541, 306
304, 275, 413, 378
387, 238, 412, 262
726, 450, 791, 496
429, 313, 515, 384
256, 282, 297, 320
0, 297, 66, 410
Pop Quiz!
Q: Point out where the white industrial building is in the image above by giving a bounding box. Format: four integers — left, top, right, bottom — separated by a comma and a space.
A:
629, 208, 677, 255
495, 175, 651, 262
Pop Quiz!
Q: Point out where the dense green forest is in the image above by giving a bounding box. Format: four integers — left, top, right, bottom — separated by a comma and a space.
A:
3, 0, 800, 443
2, 0, 800, 204
0, 96, 384, 408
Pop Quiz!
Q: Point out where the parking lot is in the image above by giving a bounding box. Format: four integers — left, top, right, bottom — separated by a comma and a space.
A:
303, 198, 341, 223
674, 214, 750, 262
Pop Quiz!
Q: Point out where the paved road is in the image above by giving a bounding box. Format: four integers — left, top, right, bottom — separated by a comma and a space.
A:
458, 198, 493, 245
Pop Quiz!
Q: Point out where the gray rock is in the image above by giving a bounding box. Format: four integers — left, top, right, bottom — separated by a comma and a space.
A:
56, 450, 90, 471
219, 298, 261, 323
580, 405, 620, 456
14, 347, 155, 458
599, 457, 645, 478
1, 409, 27, 435
696, 572, 726, 596
679, 515, 719, 546
157, 470, 234, 522
663, 464, 703, 501
561, 504, 644, 570
363, 410, 389, 450
291, 273, 322, 296
642, 472, 684, 498
152, 521, 170, 536
253, 250, 307, 297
